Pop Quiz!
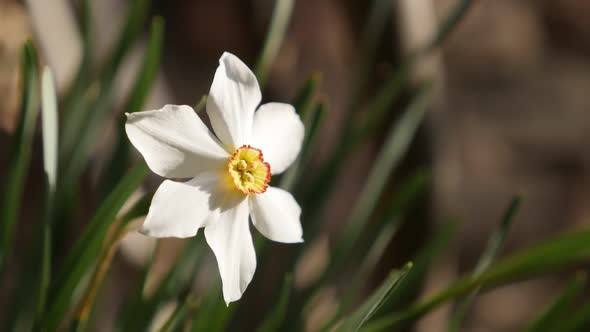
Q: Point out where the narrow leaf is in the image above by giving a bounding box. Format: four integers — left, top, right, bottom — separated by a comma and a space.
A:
256, 274, 293, 332
422, 0, 474, 54
338, 170, 430, 314
522, 273, 586, 332
339, 264, 413, 332
0, 41, 40, 268
60, 0, 150, 171
99, 16, 165, 197
159, 294, 197, 332
560, 299, 590, 332
43, 163, 149, 331
448, 195, 522, 332
255, 0, 295, 88
334, 85, 431, 263
363, 227, 590, 332
119, 237, 205, 331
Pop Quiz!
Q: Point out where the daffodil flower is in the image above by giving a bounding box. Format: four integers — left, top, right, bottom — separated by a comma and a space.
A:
125, 52, 304, 304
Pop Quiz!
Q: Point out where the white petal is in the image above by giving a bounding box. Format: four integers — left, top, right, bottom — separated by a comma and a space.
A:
207, 52, 261, 150
126, 105, 229, 178
205, 197, 256, 305
141, 174, 219, 238
252, 103, 304, 174
249, 187, 303, 243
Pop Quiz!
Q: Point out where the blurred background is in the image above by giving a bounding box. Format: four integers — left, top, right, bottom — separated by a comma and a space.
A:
2, 0, 590, 331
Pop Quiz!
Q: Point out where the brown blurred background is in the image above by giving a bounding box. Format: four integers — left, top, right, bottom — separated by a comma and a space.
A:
3, 0, 590, 331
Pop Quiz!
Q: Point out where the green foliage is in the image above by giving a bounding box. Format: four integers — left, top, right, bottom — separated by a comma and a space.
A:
254, 0, 295, 87
0, 41, 40, 268
448, 195, 522, 332
523, 273, 586, 332
43, 163, 148, 331
256, 274, 293, 332
338, 263, 413, 332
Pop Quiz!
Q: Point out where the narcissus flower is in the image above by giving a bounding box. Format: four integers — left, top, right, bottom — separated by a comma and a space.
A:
125, 52, 304, 304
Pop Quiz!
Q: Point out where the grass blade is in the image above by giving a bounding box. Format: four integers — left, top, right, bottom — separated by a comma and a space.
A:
99, 16, 165, 197
292, 73, 321, 116
60, 0, 150, 171
337, 170, 431, 315
338, 263, 413, 332
43, 163, 149, 331
363, 227, 590, 332
447, 195, 522, 332
333, 85, 431, 263
119, 237, 206, 331
256, 274, 293, 332
159, 294, 197, 332
72, 193, 152, 331
560, 298, 590, 332
522, 273, 586, 332
0, 41, 40, 268
422, 0, 474, 54
254, 0, 295, 88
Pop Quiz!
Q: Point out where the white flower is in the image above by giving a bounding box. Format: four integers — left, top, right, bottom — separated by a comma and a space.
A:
125, 52, 304, 304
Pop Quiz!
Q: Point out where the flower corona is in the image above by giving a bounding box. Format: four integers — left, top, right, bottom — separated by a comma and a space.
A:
228, 145, 271, 194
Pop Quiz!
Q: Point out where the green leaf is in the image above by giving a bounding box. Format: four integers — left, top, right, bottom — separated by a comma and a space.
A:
338, 170, 430, 313
377, 218, 459, 316
422, 0, 474, 54
126, 16, 164, 114
292, 73, 321, 116
35, 66, 60, 319
60, 0, 150, 174
119, 237, 206, 331
284, 90, 433, 331
333, 85, 431, 263
363, 227, 590, 332
159, 294, 198, 332
43, 163, 149, 331
358, 0, 474, 138
522, 273, 586, 332
560, 297, 590, 332
0, 41, 40, 268
338, 263, 413, 332
448, 195, 522, 332
348, 0, 395, 110
99, 16, 165, 198
189, 280, 234, 332
301, 0, 403, 224
254, 0, 295, 88
256, 274, 293, 332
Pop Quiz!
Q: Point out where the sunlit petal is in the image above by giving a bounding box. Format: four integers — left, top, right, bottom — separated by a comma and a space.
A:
205, 196, 256, 304
250, 186, 303, 243
252, 103, 304, 174
141, 173, 220, 238
126, 105, 228, 178
207, 52, 261, 150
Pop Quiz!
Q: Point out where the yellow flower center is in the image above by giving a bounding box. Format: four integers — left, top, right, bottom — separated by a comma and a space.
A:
227, 145, 271, 194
